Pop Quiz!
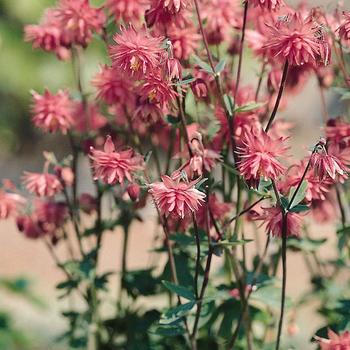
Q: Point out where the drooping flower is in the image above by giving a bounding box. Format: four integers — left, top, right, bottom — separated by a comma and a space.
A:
105, 0, 145, 24
310, 146, 348, 181
338, 11, 350, 42
92, 65, 135, 105
54, 0, 106, 47
149, 175, 206, 218
23, 172, 63, 197
254, 206, 302, 238
16, 215, 46, 239
0, 191, 26, 219
110, 26, 165, 79
263, 12, 330, 66
237, 128, 288, 183
31, 89, 76, 134
249, 0, 284, 11
24, 9, 70, 60
325, 117, 350, 144
79, 193, 97, 214
315, 329, 350, 350
90, 135, 144, 185
35, 200, 68, 233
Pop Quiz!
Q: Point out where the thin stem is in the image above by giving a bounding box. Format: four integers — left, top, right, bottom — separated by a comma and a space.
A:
118, 225, 130, 305
176, 94, 193, 157
275, 213, 287, 350
193, 215, 201, 299
255, 59, 267, 101
265, 61, 289, 132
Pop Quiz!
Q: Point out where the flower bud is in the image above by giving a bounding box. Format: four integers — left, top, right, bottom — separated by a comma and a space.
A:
127, 183, 141, 202
191, 79, 208, 99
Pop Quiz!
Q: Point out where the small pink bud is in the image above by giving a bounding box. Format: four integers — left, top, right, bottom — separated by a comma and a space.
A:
166, 58, 182, 80
127, 183, 141, 202
191, 79, 208, 99
79, 193, 97, 214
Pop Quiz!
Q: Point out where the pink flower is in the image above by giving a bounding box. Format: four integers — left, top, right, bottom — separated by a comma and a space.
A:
338, 12, 350, 42
90, 136, 144, 185
92, 65, 136, 105
263, 12, 330, 66
105, 0, 145, 24
255, 206, 302, 238
79, 193, 97, 214
35, 200, 68, 233
127, 183, 141, 201
326, 117, 350, 144
149, 175, 206, 218
24, 9, 70, 60
0, 191, 26, 219
110, 26, 165, 80
249, 0, 284, 11
54, 0, 106, 47
139, 73, 177, 108
73, 102, 107, 133
31, 89, 76, 134
311, 147, 348, 182
237, 128, 288, 183
16, 215, 45, 239
23, 172, 63, 197
315, 329, 350, 350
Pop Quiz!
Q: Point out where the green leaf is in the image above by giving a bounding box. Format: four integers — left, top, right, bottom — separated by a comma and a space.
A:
160, 301, 195, 325
162, 281, 195, 300
222, 162, 240, 175
166, 114, 180, 125
176, 77, 196, 85
280, 196, 289, 210
153, 324, 185, 336
233, 101, 265, 113
289, 204, 309, 213
288, 180, 308, 209
287, 237, 327, 252
214, 239, 253, 248
192, 55, 214, 74
214, 59, 226, 74
169, 233, 195, 245
223, 94, 234, 117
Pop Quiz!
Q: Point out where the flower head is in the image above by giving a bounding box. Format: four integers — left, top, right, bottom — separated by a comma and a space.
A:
110, 26, 165, 80
249, 0, 284, 11
23, 172, 63, 197
237, 128, 288, 183
315, 329, 350, 350
90, 136, 144, 185
16, 215, 46, 239
105, 0, 145, 24
0, 191, 26, 219
254, 206, 302, 238
149, 174, 206, 218
54, 0, 106, 47
35, 200, 68, 233
73, 102, 107, 133
338, 12, 350, 42
31, 89, 76, 134
263, 12, 330, 66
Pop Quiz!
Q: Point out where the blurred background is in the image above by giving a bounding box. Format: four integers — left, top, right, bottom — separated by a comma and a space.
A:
0, 0, 348, 349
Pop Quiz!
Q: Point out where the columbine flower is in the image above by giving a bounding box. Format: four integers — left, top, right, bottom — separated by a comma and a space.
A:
73, 102, 107, 133
338, 12, 350, 42
255, 206, 302, 238
16, 215, 45, 239
110, 26, 164, 80
31, 89, 76, 134
105, 0, 145, 24
35, 200, 68, 233
54, 0, 106, 47
311, 145, 348, 181
237, 128, 288, 183
149, 175, 206, 218
139, 73, 178, 108
92, 65, 135, 105
90, 136, 144, 185
249, 0, 284, 11
23, 172, 63, 197
325, 117, 350, 143
263, 12, 330, 66
0, 191, 26, 219
315, 329, 350, 350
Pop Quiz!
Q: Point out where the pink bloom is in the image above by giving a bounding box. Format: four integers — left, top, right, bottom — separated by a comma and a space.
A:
249, 0, 284, 11
90, 135, 144, 185
31, 89, 76, 134
54, 0, 106, 47
54, 166, 75, 187
145, 0, 189, 27
237, 128, 288, 183
311, 195, 338, 223
311, 148, 348, 182
134, 101, 164, 123
35, 200, 68, 233
23, 172, 63, 197
127, 183, 141, 201
0, 191, 26, 219
315, 329, 350, 350
139, 73, 177, 108
255, 206, 302, 238
110, 26, 165, 80
263, 12, 330, 66
338, 12, 350, 42
229, 284, 254, 299
16, 215, 45, 239
24, 10, 70, 60
79, 193, 97, 214
191, 79, 208, 99
73, 102, 107, 133
165, 58, 182, 80
105, 0, 145, 24
326, 117, 350, 144
92, 65, 136, 105
149, 175, 206, 218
